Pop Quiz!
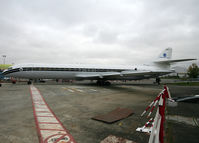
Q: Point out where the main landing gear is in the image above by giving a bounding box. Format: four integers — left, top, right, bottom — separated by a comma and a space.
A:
27, 80, 32, 85
96, 80, 111, 86
155, 77, 161, 85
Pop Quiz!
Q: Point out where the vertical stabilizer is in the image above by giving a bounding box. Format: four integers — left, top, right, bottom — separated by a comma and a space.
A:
158, 48, 172, 60
154, 48, 173, 70
154, 48, 196, 70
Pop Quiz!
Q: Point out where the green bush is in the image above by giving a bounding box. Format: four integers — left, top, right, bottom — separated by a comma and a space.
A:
187, 63, 199, 78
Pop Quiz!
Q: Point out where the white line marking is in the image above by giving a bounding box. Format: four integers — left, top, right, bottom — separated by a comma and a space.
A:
76, 89, 84, 92
30, 85, 76, 143
90, 89, 97, 92
67, 89, 75, 92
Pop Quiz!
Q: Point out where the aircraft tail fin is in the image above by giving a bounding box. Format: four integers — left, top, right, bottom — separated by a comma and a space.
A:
157, 48, 172, 60
154, 48, 196, 70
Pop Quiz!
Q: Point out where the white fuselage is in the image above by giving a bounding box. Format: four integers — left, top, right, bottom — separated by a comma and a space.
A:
2, 63, 169, 80
3, 48, 195, 82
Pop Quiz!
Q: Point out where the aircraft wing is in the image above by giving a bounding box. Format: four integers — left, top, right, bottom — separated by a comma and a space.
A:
119, 70, 173, 78
76, 72, 121, 79
76, 70, 172, 80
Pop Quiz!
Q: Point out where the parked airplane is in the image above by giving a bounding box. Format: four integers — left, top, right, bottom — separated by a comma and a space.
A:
2, 48, 196, 85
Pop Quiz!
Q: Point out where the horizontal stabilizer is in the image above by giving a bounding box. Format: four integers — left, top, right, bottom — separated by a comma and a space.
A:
154, 58, 196, 64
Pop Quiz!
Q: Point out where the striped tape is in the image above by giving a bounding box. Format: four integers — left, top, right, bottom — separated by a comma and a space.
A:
141, 93, 162, 117
144, 118, 154, 127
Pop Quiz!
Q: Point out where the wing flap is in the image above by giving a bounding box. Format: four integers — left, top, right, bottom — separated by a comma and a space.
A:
76, 72, 120, 79
121, 70, 172, 77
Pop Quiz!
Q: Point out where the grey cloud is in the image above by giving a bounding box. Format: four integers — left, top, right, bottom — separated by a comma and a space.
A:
0, 0, 198, 65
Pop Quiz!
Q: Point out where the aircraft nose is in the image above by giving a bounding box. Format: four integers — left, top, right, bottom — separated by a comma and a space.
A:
2, 71, 6, 75
2, 70, 8, 76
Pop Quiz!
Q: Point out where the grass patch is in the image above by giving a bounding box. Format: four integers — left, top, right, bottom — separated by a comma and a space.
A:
0, 64, 12, 70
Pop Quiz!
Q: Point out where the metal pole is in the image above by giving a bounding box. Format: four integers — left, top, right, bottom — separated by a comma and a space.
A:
2, 55, 6, 64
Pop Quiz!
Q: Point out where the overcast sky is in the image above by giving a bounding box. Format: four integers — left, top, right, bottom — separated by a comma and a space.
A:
0, 0, 198, 66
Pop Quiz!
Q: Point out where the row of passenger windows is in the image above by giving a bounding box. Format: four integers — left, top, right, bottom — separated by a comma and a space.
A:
22, 67, 125, 72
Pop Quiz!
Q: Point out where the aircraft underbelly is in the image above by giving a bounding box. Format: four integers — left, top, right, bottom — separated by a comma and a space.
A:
106, 75, 152, 80
7, 71, 159, 80
8, 71, 77, 79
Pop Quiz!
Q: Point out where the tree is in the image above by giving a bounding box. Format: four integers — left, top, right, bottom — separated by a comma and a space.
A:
187, 63, 199, 78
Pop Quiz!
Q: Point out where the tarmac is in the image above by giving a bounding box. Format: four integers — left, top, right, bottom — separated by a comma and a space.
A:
0, 80, 199, 143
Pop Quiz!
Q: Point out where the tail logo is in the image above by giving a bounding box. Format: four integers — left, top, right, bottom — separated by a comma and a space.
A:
163, 53, 167, 57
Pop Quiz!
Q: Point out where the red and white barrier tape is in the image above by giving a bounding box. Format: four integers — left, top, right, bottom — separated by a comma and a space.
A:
141, 92, 162, 117
145, 118, 154, 127
137, 85, 172, 143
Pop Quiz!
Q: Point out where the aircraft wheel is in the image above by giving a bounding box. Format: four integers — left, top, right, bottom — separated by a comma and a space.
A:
96, 80, 104, 86
97, 80, 111, 86
27, 81, 32, 85
156, 77, 161, 85
96, 80, 102, 86
0, 83, 2, 87
12, 81, 16, 84
105, 81, 111, 86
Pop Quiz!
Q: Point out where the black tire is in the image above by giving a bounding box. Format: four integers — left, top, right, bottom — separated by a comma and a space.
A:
105, 81, 111, 86
96, 80, 111, 86
96, 80, 101, 85
27, 81, 32, 85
